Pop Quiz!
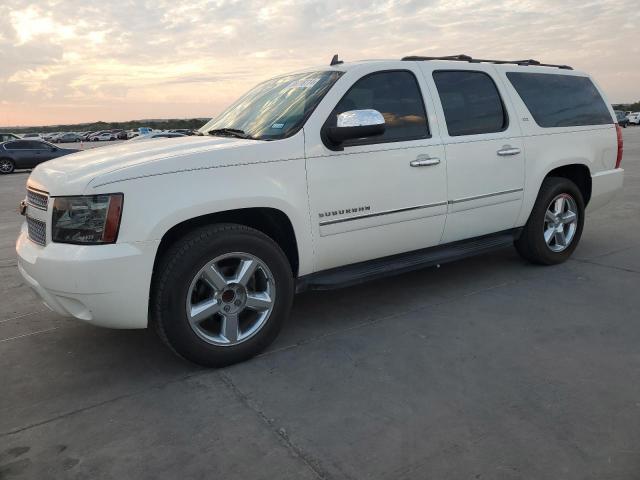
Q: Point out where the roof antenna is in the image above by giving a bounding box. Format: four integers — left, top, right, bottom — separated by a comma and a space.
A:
330, 54, 343, 66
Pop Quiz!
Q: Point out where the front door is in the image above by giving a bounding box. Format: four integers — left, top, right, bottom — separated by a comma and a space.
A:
304, 66, 448, 272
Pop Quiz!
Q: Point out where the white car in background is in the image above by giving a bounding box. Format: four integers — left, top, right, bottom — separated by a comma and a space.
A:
16, 54, 624, 367
128, 132, 186, 142
92, 132, 116, 141
628, 113, 640, 125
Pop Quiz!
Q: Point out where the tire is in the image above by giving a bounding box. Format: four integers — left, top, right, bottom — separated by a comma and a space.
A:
0, 158, 15, 174
515, 177, 585, 265
151, 223, 294, 367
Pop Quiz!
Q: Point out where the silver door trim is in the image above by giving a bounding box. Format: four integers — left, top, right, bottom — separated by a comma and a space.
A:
319, 201, 447, 226
448, 188, 523, 205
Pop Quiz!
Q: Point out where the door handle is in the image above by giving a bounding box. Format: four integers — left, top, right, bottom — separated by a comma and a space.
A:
410, 155, 440, 167
497, 146, 521, 156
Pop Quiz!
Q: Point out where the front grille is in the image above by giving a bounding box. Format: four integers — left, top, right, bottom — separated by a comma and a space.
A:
27, 217, 47, 246
27, 188, 49, 210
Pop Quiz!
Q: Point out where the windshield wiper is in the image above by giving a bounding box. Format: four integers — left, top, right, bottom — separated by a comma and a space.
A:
207, 128, 254, 139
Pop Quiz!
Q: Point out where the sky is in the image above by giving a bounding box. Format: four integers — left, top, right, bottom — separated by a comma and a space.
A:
0, 0, 638, 127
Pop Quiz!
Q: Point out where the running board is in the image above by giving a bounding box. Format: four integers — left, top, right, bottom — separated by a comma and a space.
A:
296, 229, 521, 292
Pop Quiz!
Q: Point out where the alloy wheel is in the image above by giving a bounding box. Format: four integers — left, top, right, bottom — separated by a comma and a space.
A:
543, 193, 578, 252
0, 159, 14, 174
185, 252, 275, 346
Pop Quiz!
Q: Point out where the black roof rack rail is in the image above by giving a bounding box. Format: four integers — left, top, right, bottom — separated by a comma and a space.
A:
401, 54, 573, 70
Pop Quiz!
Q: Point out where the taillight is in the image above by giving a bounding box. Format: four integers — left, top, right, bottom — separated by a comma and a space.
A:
615, 124, 623, 169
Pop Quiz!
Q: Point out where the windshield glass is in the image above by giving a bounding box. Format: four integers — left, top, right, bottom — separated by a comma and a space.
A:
200, 70, 343, 140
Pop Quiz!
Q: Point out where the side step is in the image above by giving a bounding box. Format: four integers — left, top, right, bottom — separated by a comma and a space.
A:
296, 229, 521, 292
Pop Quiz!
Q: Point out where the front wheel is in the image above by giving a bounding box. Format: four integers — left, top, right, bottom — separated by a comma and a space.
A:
515, 177, 585, 265
151, 224, 294, 367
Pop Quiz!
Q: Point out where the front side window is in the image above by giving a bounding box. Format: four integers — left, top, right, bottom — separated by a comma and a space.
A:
506, 72, 613, 128
200, 70, 343, 141
326, 70, 429, 146
433, 70, 508, 136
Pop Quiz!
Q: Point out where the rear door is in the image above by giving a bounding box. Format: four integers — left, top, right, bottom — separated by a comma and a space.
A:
419, 63, 525, 243
3, 141, 32, 168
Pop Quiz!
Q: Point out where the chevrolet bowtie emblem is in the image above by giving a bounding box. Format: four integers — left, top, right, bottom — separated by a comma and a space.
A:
18, 200, 27, 216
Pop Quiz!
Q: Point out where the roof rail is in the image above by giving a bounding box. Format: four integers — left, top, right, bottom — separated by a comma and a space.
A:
401, 54, 573, 70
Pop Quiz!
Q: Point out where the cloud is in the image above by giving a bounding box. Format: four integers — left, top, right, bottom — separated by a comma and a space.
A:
0, 0, 638, 126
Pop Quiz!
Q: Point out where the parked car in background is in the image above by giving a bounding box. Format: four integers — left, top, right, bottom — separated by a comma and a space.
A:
22, 133, 41, 139
169, 129, 196, 136
0, 139, 78, 174
92, 132, 116, 141
53, 132, 82, 143
128, 132, 186, 142
615, 111, 629, 128
115, 130, 128, 140
0, 133, 21, 142
628, 113, 640, 125
135, 127, 153, 136
42, 133, 59, 142
15, 55, 624, 366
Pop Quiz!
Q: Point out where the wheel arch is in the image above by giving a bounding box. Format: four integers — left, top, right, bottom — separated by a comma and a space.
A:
544, 163, 592, 206
153, 207, 300, 279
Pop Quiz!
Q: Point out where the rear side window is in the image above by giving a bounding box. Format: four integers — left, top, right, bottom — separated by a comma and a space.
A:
329, 70, 429, 145
506, 72, 612, 128
433, 71, 507, 136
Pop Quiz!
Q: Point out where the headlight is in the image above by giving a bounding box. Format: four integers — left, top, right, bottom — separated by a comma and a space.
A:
51, 194, 123, 244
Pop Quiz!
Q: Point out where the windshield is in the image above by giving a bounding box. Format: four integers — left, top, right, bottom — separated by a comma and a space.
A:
200, 70, 343, 140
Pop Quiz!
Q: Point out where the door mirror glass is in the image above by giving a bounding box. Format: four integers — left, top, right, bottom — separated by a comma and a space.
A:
326, 109, 385, 144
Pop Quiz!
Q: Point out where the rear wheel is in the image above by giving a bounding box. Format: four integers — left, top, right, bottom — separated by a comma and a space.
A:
152, 224, 294, 367
0, 158, 15, 174
515, 177, 585, 265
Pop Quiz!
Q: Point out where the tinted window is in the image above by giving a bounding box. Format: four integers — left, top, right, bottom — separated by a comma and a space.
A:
433, 71, 507, 136
26, 141, 48, 149
506, 72, 612, 128
329, 70, 429, 145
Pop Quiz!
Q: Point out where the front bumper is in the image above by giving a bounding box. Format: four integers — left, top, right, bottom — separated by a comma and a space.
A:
587, 168, 624, 212
16, 226, 158, 329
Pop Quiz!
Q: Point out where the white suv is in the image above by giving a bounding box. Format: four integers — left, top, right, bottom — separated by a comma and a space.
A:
16, 55, 624, 366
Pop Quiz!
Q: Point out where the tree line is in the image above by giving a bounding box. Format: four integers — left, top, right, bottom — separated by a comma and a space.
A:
613, 101, 640, 112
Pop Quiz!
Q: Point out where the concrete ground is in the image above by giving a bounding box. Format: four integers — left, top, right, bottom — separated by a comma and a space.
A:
1, 129, 639, 479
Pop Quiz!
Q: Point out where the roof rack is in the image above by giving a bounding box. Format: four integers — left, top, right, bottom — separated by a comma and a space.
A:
401, 54, 573, 70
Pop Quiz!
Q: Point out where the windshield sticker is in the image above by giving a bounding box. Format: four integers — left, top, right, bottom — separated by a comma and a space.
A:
271, 123, 285, 129
286, 78, 319, 89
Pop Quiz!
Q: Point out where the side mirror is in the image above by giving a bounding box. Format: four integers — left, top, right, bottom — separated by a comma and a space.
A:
325, 109, 385, 147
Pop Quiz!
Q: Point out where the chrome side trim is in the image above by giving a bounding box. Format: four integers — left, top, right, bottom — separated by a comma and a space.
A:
448, 188, 523, 205
319, 202, 447, 226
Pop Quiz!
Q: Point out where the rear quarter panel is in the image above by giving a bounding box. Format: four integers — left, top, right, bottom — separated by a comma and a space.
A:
493, 66, 618, 226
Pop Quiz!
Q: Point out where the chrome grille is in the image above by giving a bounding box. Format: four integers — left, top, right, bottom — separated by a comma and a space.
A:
26, 188, 49, 210
27, 217, 47, 246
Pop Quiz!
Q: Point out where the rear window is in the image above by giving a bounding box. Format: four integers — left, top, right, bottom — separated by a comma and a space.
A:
506, 72, 612, 128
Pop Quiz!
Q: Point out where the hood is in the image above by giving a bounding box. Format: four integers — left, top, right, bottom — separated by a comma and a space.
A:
28, 136, 253, 195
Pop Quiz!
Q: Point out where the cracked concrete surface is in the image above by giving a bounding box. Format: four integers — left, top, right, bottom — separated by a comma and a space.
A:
1, 129, 639, 479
